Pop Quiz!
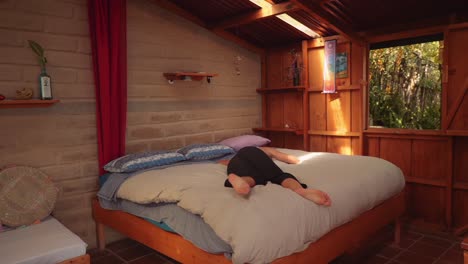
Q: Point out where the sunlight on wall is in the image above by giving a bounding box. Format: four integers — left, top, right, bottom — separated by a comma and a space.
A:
329, 96, 347, 132
339, 146, 351, 155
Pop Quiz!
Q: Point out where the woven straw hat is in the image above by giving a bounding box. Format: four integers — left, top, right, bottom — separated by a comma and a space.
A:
0, 166, 58, 227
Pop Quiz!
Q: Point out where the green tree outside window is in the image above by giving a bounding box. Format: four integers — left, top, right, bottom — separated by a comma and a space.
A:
369, 41, 442, 130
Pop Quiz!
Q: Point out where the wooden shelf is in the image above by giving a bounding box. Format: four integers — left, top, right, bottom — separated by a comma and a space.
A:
308, 130, 360, 137
163, 72, 218, 84
405, 177, 446, 187
256, 86, 305, 93
307, 84, 361, 93
0, 99, 60, 109
446, 130, 468, 136
253, 127, 304, 135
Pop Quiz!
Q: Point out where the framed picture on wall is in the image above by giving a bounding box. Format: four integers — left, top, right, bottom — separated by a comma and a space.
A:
336, 52, 348, 78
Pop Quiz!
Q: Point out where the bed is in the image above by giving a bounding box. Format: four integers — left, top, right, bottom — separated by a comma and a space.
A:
93, 149, 405, 264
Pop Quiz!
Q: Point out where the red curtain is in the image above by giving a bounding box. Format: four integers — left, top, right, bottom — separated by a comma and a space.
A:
88, 0, 127, 175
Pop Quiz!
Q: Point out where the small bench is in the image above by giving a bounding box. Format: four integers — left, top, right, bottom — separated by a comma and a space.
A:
0, 217, 89, 264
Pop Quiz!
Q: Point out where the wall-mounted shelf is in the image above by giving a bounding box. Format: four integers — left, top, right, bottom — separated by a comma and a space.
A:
256, 86, 305, 93
0, 99, 60, 109
253, 127, 304, 135
163, 72, 218, 84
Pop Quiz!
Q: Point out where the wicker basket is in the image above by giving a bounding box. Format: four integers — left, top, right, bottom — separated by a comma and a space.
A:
0, 166, 58, 227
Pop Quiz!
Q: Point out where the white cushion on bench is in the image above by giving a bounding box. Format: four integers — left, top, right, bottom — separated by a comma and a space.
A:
0, 217, 87, 264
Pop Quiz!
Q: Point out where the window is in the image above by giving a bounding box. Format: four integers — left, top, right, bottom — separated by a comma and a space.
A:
368, 34, 443, 130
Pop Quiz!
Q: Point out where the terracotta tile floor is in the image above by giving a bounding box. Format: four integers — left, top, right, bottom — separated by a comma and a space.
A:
88, 227, 464, 264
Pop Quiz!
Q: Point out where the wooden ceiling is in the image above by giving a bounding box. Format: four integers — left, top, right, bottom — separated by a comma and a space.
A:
153, 0, 468, 52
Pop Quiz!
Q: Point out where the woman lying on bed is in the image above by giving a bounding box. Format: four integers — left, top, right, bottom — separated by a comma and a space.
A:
220, 146, 332, 206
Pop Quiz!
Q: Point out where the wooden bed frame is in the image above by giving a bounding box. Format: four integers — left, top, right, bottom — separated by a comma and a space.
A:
57, 254, 90, 264
92, 191, 404, 264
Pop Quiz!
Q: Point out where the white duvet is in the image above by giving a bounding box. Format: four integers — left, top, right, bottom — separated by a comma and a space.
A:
117, 149, 405, 264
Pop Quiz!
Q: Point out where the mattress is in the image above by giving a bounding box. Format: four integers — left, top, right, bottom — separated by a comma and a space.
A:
0, 217, 87, 264
113, 149, 405, 263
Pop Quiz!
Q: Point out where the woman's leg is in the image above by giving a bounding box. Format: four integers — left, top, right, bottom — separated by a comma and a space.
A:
235, 147, 285, 181
227, 174, 255, 195
281, 178, 331, 206
225, 149, 267, 195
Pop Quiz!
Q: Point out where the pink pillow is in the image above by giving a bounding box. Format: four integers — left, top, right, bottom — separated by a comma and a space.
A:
219, 135, 271, 151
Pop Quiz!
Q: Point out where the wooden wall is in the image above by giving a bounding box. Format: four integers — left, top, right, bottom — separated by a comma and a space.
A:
261, 24, 468, 233
306, 37, 363, 155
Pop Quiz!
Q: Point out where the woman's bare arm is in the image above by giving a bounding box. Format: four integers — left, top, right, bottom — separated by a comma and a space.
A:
259, 147, 300, 164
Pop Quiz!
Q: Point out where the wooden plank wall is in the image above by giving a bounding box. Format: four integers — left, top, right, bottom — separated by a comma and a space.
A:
306, 37, 363, 155
259, 43, 304, 149
363, 25, 468, 232
262, 24, 468, 233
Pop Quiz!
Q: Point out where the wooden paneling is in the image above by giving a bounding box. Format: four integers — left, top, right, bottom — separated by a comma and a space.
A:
453, 190, 468, 229
451, 95, 468, 130
350, 90, 361, 132
266, 51, 284, 88
411, 140, 450, 181
406, 183, 446, 226
308, 48, 324, 91
327, 92, 351, 132
379, 138, 412, 178
327, 137, 352, 155
447, 28, 468, 108
283, 93, 303, 129
351, 137, 360, 155
364, 134, 456, 230
268, 132, 285, 148
305, 40, 361, 155
284, 134, 305, 150
309, 135, 326, 152
366, 137, 380, 157
447, 28, 468, 131
265, 94, 284, 128
454, 137, 468, 183
309, 93, 326, 130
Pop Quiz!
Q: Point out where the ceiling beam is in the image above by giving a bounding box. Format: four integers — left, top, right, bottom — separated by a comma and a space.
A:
152, 0, 265, 55
212, 2, 300, 30
289, 0, 365, 45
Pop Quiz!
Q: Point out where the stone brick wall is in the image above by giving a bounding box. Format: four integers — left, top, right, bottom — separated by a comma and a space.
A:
126, 0, 261, 154
0, 0, 260, 248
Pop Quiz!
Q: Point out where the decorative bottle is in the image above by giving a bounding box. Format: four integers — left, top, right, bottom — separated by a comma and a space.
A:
293, 61, 300, 86
39, 68, 52, 100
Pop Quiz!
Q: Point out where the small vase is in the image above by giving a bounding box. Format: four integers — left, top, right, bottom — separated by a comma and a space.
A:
293, 70, 300, 86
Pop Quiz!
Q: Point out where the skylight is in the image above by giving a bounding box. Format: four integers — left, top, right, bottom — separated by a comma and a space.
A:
276, 14, 320, 38
249, 0, 320, 38
249, 0, 272, 8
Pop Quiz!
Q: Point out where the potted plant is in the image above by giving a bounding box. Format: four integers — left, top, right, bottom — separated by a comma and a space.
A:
28, 40, 53, 100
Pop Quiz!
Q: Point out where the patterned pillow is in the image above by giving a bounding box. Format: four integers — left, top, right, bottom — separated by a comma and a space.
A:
177, 144, 235, 161
104, 151, 186, 173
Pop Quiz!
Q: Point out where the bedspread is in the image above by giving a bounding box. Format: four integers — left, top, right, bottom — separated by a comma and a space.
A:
113, 149, 405, 264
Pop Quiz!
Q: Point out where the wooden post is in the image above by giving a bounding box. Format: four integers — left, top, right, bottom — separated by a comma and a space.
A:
96, 222, 106, 250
